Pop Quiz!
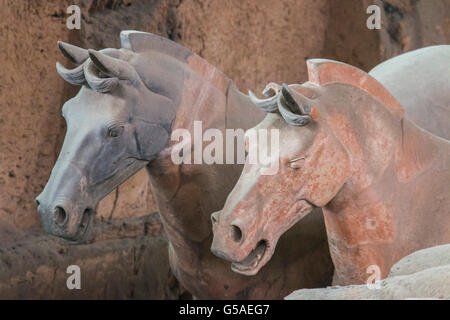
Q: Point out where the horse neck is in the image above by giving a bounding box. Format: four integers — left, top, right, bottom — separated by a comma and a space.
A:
325, 103, 446, 197
321, 85, 448, 262
171, 58, 230, 133
394, 117, 448, 181
329, 117, 445, 207
321, 83, 405, 192
169, 54, 255, 133
147, 57, 253, 247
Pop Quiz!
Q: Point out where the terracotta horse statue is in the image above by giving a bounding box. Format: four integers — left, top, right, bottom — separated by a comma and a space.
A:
35, 31, 333, 299
211, 46, 450, 285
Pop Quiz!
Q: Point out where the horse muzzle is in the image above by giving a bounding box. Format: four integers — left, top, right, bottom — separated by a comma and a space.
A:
35, 194, 94, 244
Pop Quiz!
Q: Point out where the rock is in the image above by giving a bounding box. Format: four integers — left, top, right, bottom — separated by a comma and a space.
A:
389, 244, 450, 277
0, 213, 189, 299
286, 245, 450, 300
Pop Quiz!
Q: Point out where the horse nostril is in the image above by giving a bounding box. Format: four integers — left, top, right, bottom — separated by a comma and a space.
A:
229, 224, 243, 243
54, 206, 67, 226
35, 198, 40, 206
211, 211, 220, 224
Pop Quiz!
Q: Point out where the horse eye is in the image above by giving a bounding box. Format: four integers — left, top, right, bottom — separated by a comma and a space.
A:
288, 156, 306, 169
108, 126, 124, 138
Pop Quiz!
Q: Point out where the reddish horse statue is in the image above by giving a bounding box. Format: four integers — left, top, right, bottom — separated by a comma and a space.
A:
211, 46, 450, 285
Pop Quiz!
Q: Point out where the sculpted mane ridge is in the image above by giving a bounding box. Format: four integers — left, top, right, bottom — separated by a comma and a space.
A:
120, 30, 230, 94
306, 59, 405, 120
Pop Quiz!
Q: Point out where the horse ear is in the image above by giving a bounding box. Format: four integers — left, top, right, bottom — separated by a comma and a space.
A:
56, 62, 85, 85
284, 84, 323, 121
57, 41, 89, 65
288, 83, 321, 120
306, 59, 404, 119
56, 41, 89, 85
276, 84, 312, 126
88, 49, 139, 83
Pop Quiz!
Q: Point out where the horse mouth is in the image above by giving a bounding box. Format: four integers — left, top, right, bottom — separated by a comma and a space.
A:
231, 240, 268, 275
63, 208, 94, 244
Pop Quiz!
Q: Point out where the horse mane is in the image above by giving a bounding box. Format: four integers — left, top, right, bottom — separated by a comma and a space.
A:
120, 31, 193, 62
120, 31, 230, 94
306, 59, 405, 120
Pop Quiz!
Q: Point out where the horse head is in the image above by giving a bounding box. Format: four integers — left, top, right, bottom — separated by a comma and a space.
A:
211, 59, 406, 275
36, 33, 184, 243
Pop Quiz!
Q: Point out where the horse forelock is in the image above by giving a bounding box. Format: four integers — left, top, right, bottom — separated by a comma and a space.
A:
249, 84, 312, 127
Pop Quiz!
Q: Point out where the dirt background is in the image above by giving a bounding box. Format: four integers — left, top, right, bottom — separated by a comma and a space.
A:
0, 0, 448, 298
